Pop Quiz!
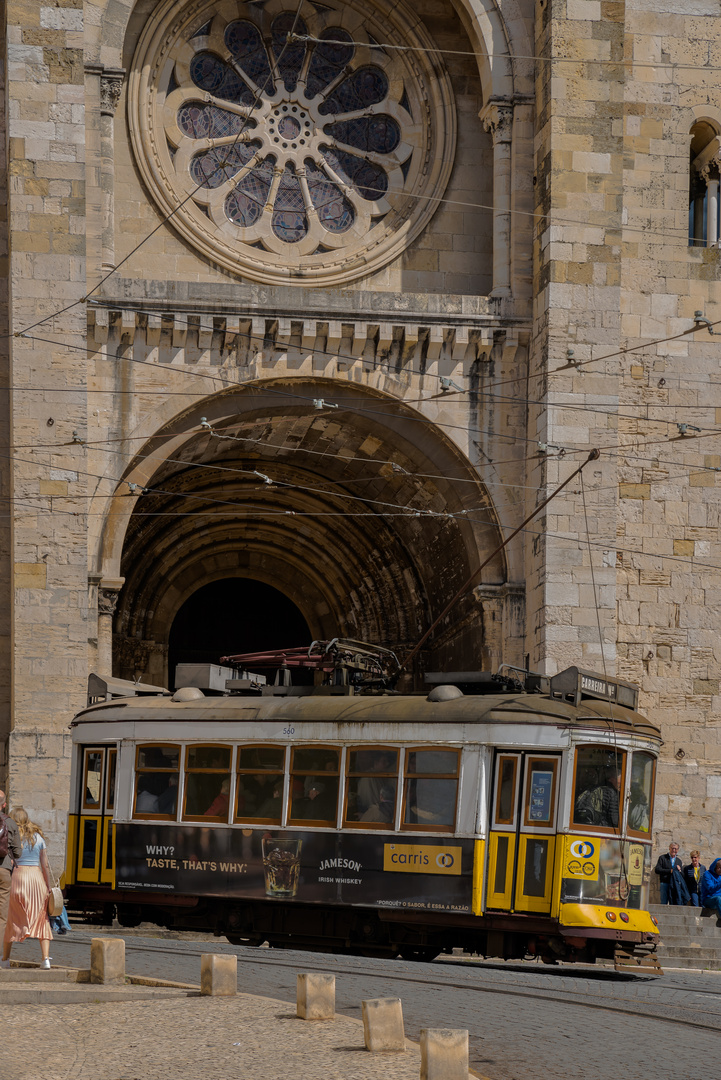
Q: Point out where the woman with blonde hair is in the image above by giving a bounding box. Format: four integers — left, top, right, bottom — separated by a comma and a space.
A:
1, 807, 53, 969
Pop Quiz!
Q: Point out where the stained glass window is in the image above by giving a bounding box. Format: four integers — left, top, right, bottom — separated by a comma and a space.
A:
225, 157, 275, 228
176, 12, 408, 245
271, 165, 308, 242
178, 104, 246, 140
319, 66, 388, 116
306, 161, 354, 232
191, 143, 258, 188
190, 52, 254, 106
306, 28, 354, 99
325, 115, 400, 154
321, 147, 389, 202
225, 20, 272, 89
271, 13, 308, 93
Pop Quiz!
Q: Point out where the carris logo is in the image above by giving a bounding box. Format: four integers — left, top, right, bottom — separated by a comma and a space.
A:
436, 852, 454, 869
570, 840, 595, 859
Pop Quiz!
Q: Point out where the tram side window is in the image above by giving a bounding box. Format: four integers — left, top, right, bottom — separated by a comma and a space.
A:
402, 749, 459, 832
83, 750, 103, 810
628, 751, 655, 836
344, 747, 399, 828
572, 746, 626, 830
236, 746, 285, 824
133, 745, 180, 819
184, 745, 232, 821
288, 747, 340, 825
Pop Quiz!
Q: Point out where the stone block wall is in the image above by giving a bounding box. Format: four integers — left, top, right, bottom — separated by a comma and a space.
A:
3, 0, 90, 844
530, 0, 721, 857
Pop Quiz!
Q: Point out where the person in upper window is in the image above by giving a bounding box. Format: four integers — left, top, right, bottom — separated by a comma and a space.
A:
574, 767, 621, 828
360, 784, 395, 824
135, 780, 160, 814
628, 782, 650, 832
204, 777, 231, 818
683, 850, 706, 907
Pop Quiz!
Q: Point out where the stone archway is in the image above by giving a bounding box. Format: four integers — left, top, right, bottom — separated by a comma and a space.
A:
107, 378, 519, 686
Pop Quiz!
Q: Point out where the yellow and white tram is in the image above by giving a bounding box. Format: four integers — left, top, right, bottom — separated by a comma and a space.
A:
63, 662, 661, 969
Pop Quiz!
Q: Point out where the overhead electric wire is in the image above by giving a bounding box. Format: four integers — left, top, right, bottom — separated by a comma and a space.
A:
291, 33, 721, 74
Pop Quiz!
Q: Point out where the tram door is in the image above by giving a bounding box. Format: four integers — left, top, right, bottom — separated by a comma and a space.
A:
76, 747, 117, 885
486, 752, 560, 914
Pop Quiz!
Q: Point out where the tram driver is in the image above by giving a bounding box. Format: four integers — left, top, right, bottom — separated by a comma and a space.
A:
574, 766, 621, 829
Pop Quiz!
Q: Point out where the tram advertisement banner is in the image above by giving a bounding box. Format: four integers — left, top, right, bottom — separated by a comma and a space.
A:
115, 825, 475, 913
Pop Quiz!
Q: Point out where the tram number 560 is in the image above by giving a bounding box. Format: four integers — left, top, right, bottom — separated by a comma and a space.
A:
282, 726, 295, 736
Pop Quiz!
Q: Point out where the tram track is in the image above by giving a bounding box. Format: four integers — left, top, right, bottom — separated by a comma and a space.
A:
50, 931, 721, 1034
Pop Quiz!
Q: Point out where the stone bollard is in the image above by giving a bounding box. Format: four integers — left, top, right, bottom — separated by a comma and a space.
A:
200, 953, 237, 997
361, 997, 406, 1052
90, 937, 125, 985
420, 1028, 469, 1080
297, 972, 335, 1019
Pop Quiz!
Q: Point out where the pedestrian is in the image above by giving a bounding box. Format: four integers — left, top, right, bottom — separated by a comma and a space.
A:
654, 842, 688, 905
0, 789, 23, 950
683, 850, 707, 907
1, 807, 53, 969
699, 858, 721, 917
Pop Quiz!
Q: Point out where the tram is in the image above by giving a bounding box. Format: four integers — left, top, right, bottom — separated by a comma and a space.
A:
63, 642, 662, 971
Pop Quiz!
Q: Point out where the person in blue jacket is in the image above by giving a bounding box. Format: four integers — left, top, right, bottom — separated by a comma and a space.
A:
699, 857, 721, 916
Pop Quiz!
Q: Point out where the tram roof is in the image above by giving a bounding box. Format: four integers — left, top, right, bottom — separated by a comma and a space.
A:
71, 690, 661, 740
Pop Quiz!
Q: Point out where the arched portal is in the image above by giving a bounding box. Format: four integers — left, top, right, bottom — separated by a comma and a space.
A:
166, 578, 312, 689
105, 378, 516, 687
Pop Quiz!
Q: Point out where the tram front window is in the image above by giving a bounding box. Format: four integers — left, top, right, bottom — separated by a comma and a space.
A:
628, 751, 655, 836
572, 746, 626, 830
288, 747, 340, 825
133, 745, 180, 818
403, 749, 459, 832
184, 745, 232, 820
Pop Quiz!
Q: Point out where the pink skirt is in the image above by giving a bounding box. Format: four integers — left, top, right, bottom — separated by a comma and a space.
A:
4, 865, 53, 943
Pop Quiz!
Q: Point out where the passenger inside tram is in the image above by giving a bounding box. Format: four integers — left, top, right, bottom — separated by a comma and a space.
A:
360, 784, 396, 823
204, 777, 231, 817
135, 778, 160, 813
574, 767, 621, 828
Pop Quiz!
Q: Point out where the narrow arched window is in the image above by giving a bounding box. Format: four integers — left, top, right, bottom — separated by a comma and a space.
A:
689, 121, 720, 247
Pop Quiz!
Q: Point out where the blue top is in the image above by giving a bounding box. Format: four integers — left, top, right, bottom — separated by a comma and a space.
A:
699, 858, 721, 905
15, 834, 46, 867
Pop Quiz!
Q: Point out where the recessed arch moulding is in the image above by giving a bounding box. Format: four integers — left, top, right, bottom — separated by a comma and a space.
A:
95, 379, 524, 687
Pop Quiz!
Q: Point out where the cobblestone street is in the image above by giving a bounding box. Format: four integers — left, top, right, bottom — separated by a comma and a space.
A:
12, 931, 720, 1080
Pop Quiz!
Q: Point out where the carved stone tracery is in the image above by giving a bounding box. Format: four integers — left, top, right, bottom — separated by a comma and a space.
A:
128, 0, 456, 286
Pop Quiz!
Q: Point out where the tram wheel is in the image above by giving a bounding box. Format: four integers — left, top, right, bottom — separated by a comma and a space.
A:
397, 945, 440, 963
226, 934, 263, 947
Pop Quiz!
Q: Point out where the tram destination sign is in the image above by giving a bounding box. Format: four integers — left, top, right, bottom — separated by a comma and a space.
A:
115, 825, 474, 913
549, 667, 639, 710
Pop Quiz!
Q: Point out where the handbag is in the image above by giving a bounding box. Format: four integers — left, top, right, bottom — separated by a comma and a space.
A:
47, 886, 64, 916
45, 851, 65, 917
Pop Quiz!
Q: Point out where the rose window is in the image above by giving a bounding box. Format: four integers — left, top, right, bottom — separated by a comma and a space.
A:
129, 0, 456, 286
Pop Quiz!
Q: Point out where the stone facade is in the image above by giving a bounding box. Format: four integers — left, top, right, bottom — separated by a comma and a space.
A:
0, 0, 719, 862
